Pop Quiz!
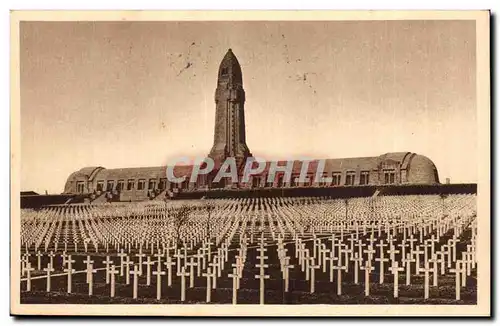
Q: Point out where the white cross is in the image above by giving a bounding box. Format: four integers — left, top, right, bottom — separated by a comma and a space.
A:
255, 269, 270, 305
309, 259, 321, 293
173, 251, 183, 275
363, 244, 375, 264
332, 260, 347, 295
43, 263, 54, 292
283, 261, 294, 293
61, 251, 68, 266
447, 238, 458, 262
24, 263, 35, 292
460, 257, 467, 287
209, 260, 219, 288
449, 260, 462, 301
84, 255, 94, 282
109, 265, 119, 298
228, 267, 239, 304
398, 241, 409, 261
47, 251, 56, 270
423, 240, 433, 264
413, 246, 424, 275
20, 256, 28, 277
304, 251, 311, 281
154, 251, 163, 268
462, 251, 471, 277
341, 246, 352, 273
375, 249, 389, 284
35, 251, 43, 271
177, 267, 190, 302
143, 256, 155, 286
216, 254, 223, 277
64, 255, 76, 294
164, 256, 176, 287
419, 261, 432, 300
118, 250, 127, 276
437, 251, 446, 275
407, 236, 417, 252
123, 255, 132, 285
185, 257, 198, 288
130, 264, 142, 299
386, 245, 400, 263
152, 265, 166, 300
351, 252, 363, 284
360, 260, 374, 296
445, 243, 453, 268
232, 258, 245, 289
319, 245, 328, 273
402, 252, 416, 286
429, 254, 439, 287
87, 263, 97, 296
196, 252, 203, 277
202, 267, 215, 303
103, 256, 113, 284
388, 260, 404, 298
136, 251, 146, 274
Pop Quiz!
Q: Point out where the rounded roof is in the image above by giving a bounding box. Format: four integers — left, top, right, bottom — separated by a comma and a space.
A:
218, 49, 243, 85
94, 166, 166, 180
63, 166, 104, 193
407, 154, 440, 184
64, 152, 440, 189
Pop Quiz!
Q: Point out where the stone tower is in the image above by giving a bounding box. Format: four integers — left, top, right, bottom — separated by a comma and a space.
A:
209, 49, 252, 166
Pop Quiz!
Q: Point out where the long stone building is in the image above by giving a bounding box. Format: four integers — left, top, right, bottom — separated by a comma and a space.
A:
64, 49, 440, 201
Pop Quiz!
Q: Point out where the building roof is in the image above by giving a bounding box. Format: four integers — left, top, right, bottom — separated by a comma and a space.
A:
218, 48, 243, 85
66, 152, 436, 185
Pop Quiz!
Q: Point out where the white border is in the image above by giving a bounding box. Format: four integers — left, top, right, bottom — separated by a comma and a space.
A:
2, 5, 489, 316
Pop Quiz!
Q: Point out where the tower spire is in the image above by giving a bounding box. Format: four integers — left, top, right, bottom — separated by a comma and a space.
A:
209, 49, 252, 165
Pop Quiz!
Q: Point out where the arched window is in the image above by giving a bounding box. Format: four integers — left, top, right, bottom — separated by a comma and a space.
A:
384, 170, 396, 184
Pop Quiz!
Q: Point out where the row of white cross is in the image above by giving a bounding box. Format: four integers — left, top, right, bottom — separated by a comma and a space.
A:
22, 228, 476, 303
20, 194, 477, 303
21, 194, 476, 255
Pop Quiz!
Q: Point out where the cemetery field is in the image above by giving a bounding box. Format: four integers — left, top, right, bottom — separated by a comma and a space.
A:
20, 194, 477, 305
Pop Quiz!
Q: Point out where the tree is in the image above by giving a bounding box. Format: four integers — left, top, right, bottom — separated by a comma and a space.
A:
439, 193, 448, 217
344, 198, 349, 220
201, 197, 215, 240
171, 204, 194, 249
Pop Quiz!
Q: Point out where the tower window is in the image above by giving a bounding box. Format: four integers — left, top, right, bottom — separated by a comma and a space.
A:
360, 171, 370, 185
116, 180, 125, 191
221, 67, 228, 76
332, 172, 341, 186
345, 172, 356, 186
305, 174, 314, 187
384, 170, 396, 184
76, 181, 85, 193
159, 178, 167, 190
96, 180, 104, 192
277, 174, 284, 188
319, 173, 329, 186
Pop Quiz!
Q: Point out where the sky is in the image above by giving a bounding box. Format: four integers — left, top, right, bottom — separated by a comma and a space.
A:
20, 20, 477, 194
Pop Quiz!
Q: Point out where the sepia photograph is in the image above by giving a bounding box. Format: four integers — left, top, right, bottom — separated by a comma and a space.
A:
10, 10, 490, 316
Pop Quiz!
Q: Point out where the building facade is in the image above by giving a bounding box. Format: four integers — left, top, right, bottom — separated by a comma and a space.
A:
64, 49, 440, 201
